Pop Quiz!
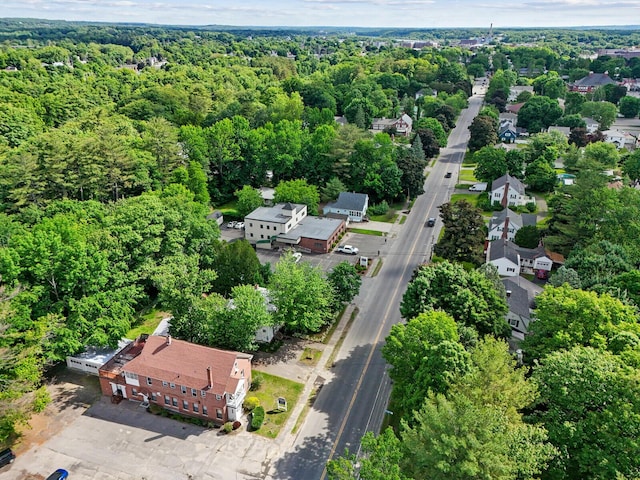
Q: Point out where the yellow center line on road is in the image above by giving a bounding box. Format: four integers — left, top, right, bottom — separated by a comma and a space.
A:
319, 176, 443, 479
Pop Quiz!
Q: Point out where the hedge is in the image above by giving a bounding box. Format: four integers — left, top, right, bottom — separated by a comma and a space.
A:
251, 406, 265, 430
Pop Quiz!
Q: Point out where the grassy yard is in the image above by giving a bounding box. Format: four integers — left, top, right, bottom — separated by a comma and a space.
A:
250, 372, 304, 439
450, 193, 481, 206
349, 228, 384, 236
214, 200, 239, 219
369, 212, 398, 223
299, 347, 322, 367
459, 168, 478, 183
126, 308, 167, 340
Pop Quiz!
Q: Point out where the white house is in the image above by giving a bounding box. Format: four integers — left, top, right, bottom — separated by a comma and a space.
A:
602, 129, 632, 149
486, 239, 553, 277
507, 85, 534, 102
491, 174, 533, 208
371, 113, 413, 136
502, 277, 542, 341
582, 117, 600, 133
487, 209, 537, 241
245, 203, 307, 249
323, 192, 369, 223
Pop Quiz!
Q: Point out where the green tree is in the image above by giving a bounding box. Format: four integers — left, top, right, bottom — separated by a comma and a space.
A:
619, 96, 640, 118
327, 261, 362, 306
468, 115, 498, 152
549, 266, 582, 288
235, 185, 264, 218
269, 253, 334, 334
525, 158, 557, 192
400, 262, 509, 338
580, 101, 617, 130
396, 139, 426, 199
473, 146, 507, 183
532, 71, 567, 99
416, 117, 447, 147
514, 225, 541, 248
211, 240, 263, 297
522, 284, 639, 363
531, 347, 640, 480
517, 96, 563, 133
274, 179, 320, 215
434, 201, 486, 266
583, 141, 620, 168
320, 177, 347, 203
623, 149, 640, 182
382, 311, 470, 419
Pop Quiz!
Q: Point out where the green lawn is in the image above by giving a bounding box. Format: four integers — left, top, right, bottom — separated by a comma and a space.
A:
250, 372, 304, 439
369, 213, 398, 223
299, 347, 322, 367
349, 228, 384, 236
126, 308, 167, 340
214, 200, 239, 218
450, 193, 481, 206
459, 168, 478, 183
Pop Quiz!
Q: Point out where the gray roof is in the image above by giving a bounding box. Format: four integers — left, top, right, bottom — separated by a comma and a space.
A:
325, 192, 369, 212
491, 173, 526, 195
489, 208, 536, 232
278, 217, 344, 242
502, 279, 531, 319
245, 203, 306, 223
513, 243, 547, 261
574, 73, 615, 87
488, 238, 520, 264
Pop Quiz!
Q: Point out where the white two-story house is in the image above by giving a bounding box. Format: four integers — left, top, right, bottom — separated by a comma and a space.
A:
491, 174, 534, 208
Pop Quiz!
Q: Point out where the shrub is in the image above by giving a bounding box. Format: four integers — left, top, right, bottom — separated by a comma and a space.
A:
223, 422, 233, 433
526, 201, 537, 213
232, 420, 241, 430
251, 406, 265, 430
368, 200, 390, 216
250, 373, 264, 391
149, 404, 163, 415
243, 396, 261, 411
32, 386, 51, 413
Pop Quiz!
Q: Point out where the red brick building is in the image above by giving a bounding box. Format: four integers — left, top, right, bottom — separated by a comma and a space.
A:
99, 335, 252, 424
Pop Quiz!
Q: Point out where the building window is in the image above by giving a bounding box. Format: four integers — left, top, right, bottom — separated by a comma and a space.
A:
249, 223, 253, 227
147, 377, 152, 385
172, 397, 178, 407
216, 394, 222, 401
266, 225, 269, 230
216, 409, 223, 419
203, 406, 208, 416
132, 388, 138, 396
507, 267, 516, 272
183, 400, 189, 410
260, 224, 263, 229
192, 388, 197, 397
162, 381, 168, 387
250, 233, 253, 237
164, 395, 170, 405
260, 234, 264, 239
201, 390, 206, 397
193, 403, 199, 413
151, 393, 157, 401
170, 382, 175, 389
181, 386, 187, 394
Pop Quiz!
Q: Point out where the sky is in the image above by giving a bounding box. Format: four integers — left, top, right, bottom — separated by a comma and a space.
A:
3, 0, 640, 29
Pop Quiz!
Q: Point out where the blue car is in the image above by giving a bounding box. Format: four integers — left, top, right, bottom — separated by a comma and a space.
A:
46, 469, 69, 480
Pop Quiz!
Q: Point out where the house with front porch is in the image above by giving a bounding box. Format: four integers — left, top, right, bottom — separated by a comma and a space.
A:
323, 192, 369, 223
491, 174, 534, 208
371, 113, 413, 136
98, 335, 252, 425
487, 208, 537, 241
486, 239, 553, 278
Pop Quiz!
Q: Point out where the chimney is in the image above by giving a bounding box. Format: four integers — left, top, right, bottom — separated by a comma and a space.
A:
166, 335, 171, 346
207, 366, 213, 389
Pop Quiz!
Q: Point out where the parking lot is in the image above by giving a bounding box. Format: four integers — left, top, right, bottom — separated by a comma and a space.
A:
219, 223, 392, 273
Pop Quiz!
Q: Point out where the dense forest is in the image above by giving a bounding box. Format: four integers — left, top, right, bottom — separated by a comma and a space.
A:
1, 18, 640, 479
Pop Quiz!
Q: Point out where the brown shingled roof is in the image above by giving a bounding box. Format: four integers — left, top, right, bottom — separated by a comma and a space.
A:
122, 336, 250, 396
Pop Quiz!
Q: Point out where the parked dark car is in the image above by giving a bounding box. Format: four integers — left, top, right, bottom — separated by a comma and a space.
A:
426, 217, 436, 227
46, 469, 69, 480
445, 172, 452, 178
0, 448, 15, 467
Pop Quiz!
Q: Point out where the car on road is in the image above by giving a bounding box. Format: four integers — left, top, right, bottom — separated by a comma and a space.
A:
46, 469, 69, 480
426, 217, 436, 227
445, 172, 452, 178
226, 221, 236, 228
337, 245, 359, 255
234, 221, 245, 229
0, 448, 15, 467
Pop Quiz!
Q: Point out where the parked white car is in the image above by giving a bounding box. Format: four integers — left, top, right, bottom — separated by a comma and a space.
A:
337, 245, 359, 255
227, 221, 236, 228
234, 222, 245, 229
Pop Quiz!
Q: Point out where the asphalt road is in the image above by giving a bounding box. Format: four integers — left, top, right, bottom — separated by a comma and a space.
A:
269, 91, 485, 479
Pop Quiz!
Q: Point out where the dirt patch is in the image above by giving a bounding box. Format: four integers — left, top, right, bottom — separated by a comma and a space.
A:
14, 367, 102, 455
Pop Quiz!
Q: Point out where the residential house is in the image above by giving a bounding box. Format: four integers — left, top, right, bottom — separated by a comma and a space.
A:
334, 116, 348, 127
206, 210, 224, 227
547, 126, 571, 138
98, 335, 252, 424
259, 187, 276, 206
487, 208, 537, 241
491, 174, 533, 208
499, 112, 518, 126
503, 277, 542, 341
505, 102, 525, 114
570, 73, 616, 94
582, 117, 600, 133
371, 113, 413, 136
498, 124, 518, 143
245, 203, 345, 253
508, 86, 534, 102
486, 239, 553, 277
323, 192, 369, 223
602, 129, 635, 149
